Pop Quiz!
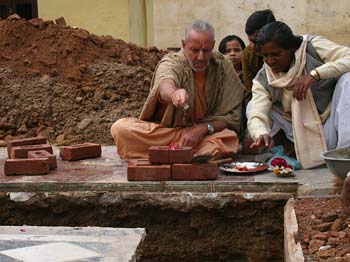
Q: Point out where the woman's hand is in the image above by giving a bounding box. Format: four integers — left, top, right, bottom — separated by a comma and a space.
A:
293, 74, 317, 101
250, 134, 274, 150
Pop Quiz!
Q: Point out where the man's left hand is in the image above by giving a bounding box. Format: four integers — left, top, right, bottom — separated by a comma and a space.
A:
293, 74, 317, 101
180, 124, 208, 147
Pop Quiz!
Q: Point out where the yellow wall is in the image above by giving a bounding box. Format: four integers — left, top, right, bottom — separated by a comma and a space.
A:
128, 0, 147, 47
37, 0, 350, 49
38, 0, 129, 41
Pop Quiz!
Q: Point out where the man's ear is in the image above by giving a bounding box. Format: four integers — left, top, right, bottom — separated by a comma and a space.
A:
181, 39, 186, 49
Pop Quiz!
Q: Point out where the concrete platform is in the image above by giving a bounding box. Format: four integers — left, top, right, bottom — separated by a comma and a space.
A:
0, 226, 145, 262
0, 146, 336, 197
0, 146, 337, 261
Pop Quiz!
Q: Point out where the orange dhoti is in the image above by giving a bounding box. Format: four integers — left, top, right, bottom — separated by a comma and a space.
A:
111, 117, 239, 159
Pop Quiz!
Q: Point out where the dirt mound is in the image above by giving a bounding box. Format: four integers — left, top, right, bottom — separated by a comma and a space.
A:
0, 16, 166, 145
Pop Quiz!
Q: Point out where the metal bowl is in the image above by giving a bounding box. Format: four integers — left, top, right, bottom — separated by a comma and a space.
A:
320, 147, 350, 179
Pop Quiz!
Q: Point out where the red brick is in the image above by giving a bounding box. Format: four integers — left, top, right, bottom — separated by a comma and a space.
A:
172, 163, 218, 180
55, 16, 66, 26
169, 147, 193, 163
149, 146, 169, 163
128, 159, 151, 166
4, 158, 50, 176
60, 143, 101, 161
127, 160, 171, 181
6, 136, 47, 158
149, 146, 193, 164
27, 150, 57, 170
10, 144, 53, 159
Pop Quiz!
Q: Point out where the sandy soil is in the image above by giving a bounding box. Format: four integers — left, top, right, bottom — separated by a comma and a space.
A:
0, 16, 166, 145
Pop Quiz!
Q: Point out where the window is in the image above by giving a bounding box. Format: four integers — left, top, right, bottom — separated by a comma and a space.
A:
0, 0, 11, 19
0, 0, 37, 19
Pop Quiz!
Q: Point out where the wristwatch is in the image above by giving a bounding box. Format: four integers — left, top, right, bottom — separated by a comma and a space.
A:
310, 69, 320, 81
207, 123, 214, 135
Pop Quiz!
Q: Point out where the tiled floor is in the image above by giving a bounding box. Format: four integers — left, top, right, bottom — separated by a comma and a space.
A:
0, 226, 145, 262
0, 242, 99, 262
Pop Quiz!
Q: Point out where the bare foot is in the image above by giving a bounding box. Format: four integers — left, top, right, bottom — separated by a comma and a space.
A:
340, 176, 350, 215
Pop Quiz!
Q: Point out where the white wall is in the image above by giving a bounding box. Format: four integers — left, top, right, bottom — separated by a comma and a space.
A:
150, 0, 350, 49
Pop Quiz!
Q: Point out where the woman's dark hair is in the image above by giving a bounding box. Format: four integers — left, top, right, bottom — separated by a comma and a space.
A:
218, 35, 246, 54
255, 21, 303, 52
245, 9, 276, 35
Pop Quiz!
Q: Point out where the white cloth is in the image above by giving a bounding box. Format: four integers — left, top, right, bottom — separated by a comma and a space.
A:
248, 35, 350, 141
292, 90, 327, 168
323, 72, 350, 149
265, 36, 308, 88
264, 36, 327, 168
247, 72, 350, 153
246, 102, 294, 141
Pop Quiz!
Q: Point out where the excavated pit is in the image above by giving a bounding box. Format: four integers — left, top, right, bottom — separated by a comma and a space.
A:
0, 192, 286, 261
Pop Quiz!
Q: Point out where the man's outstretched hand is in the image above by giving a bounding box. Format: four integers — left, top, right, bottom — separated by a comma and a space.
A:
171, 88, 189, 108
341, 176, 350, 215
158, 79, 189, 108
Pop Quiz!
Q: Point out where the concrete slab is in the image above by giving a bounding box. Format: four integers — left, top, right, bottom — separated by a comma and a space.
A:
0, 225, 145, 262
0, 146, 336, 196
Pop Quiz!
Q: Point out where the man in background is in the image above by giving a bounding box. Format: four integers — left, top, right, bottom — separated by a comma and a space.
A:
242, 9, 276, 105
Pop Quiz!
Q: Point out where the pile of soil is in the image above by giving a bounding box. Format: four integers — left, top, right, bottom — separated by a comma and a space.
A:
295, 198, 350, 261
0, 15, 166, 145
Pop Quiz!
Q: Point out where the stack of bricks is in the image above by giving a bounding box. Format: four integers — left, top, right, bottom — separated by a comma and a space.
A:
127, 146, 218, 181
4, 136, 56, 176
4, 137, 102, 176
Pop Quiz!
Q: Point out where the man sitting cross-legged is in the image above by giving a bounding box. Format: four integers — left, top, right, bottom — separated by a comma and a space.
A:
111, 20, 244, 160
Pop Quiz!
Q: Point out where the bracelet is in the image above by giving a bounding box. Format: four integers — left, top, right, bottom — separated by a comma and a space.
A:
207, 123, 214, 135
310, 69, 320, 81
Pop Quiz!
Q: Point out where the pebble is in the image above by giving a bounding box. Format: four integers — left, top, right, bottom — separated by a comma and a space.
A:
319, 245, 331, 251
312, 222, 333, 232
331, 218, 344, 231
322, 212, 338, 222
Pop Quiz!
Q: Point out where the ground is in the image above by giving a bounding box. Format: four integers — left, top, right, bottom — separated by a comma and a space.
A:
295, 198, 350, 261
0, 16, 165, 146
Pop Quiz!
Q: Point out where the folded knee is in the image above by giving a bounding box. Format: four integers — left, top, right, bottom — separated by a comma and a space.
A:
110, 118, 131, 139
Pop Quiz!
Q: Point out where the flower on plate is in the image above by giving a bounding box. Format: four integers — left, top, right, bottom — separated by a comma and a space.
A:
271, 158, 288, 168
270, 158, 294, 177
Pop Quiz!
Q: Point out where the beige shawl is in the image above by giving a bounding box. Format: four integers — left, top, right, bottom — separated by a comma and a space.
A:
139, 50, 244, 132
265, 36, 326, 168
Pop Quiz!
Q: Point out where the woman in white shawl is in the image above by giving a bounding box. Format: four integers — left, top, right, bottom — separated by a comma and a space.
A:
247, 21, 350, 168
